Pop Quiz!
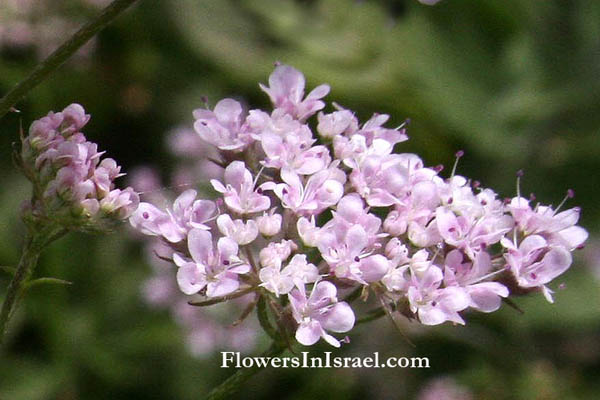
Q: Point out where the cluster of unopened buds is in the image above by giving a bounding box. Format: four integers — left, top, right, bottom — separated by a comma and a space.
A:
19, 103, 139, 231
130, 64, 588, 348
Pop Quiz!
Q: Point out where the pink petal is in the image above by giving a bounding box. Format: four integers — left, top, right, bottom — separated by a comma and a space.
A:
359, 254, 390, 282
309, 281, 337, 305
176, 263, 207, 295
224, 161, 250, 191
296, 321, 322, 346
207, 273, 239, 297
217, 237, 239, 261
188, 229, 213, 264
467, 282, 508, 312
214, 99, 243, 127
321, 302, 355, 333
556, 226, 588, 250
418, 306, 447, 326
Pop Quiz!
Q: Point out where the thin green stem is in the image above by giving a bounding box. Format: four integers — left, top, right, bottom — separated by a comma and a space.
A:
188, 286, 257, 307
0, 226, 66, 345
256, 295, 280, 343
204, 341, 286, 400
0, 0, 140, 119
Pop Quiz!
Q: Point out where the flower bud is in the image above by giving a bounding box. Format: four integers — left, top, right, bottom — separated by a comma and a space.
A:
255, 211, 282, 236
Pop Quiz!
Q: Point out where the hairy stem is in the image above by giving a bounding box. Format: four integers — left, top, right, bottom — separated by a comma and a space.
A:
0, 226, 66, 345
204, 341, 286, 400
0, 0, 140, 119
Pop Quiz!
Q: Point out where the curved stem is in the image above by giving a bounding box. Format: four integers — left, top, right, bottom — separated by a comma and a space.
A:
0, 0, 140, 119
204, 341, 286, 400
0, 226, 66, 345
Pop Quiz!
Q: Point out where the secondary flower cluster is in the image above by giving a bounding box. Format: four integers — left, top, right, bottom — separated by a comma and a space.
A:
20, 103, 139, 231
130, 65, 588, 348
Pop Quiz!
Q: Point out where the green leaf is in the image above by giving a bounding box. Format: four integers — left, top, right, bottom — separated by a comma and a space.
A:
24, 277, 73, 291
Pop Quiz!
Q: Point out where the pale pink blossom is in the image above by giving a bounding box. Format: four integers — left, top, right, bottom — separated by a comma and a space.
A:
260, 64, 330, 121
216, 214, 259, 245
407, 265, 470, 325
255, 209, 282, 237
443, 250, 508, 312
129, 189, 216, 243
501, 235, 572, 302
259, 240, 297, 269
211, 161, 270, 214
193, 99, 254, 152
267, 167, 345, 216
259, 254, 319, 296
288, 281, 355, 347
175, 229, 250, 297
318, 224, 390, 283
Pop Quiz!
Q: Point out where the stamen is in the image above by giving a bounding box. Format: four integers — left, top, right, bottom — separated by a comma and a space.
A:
395, 118, 411, 130
554, 189, 574, 214
450, 150, 464, 178
516, 169, 524, 198
466, 267, 508, 286
253, 165, 266, 188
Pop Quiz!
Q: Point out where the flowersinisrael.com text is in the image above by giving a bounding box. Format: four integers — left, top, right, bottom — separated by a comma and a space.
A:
221, 352, 430, 369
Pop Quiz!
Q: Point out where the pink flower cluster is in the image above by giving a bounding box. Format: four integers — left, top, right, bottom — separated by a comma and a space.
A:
130, 65, 587, 348
20, 104, 139, 230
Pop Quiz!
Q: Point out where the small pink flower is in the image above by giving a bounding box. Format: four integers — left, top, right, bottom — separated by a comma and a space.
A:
259, 254, 319, 296
216, 214, 259, 245
502, 235, 572, 302
268, 166, 345, 216
129, 189, 216, 243
255, 209, 282, 237
443, 250, 508, 312
211, 161, 270, 214
193, 99, 254, 152
99, 187, 140, 219
259, 64, 330, 121
259, 240, 297, 269
407, 265, 470, 325
507, 197, 588, 250
175, 229, 250, 297
288, 281, 355, 347
317, 109, 357, 138
318, 224, 390, 284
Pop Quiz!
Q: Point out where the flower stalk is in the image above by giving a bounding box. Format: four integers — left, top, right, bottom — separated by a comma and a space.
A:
203, 341, 286, 400
0, 225, 67, 344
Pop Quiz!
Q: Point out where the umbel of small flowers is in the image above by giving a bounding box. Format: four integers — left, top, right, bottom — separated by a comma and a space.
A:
18, 103, 139, 231
130, 64, 588, 349
0, 104, 139, 344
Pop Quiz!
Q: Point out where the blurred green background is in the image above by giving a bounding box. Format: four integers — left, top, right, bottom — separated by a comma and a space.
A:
1, 0, 599, 399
